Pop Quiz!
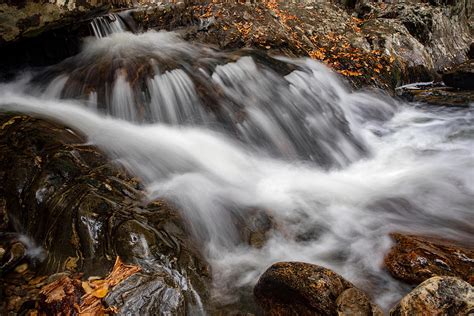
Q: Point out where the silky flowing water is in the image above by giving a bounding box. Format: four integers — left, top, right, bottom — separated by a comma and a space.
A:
0, 27, 473, 311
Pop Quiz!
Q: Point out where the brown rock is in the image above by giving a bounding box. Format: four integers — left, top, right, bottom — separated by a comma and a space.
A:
336, 288, 383, 316
254, 262, 380, 316
390, 276, 474, 315
384, 233, 474, 285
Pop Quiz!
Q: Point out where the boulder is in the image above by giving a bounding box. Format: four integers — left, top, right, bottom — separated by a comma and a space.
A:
442, 59, 474, 90
384, 233, 474, 285
390, 276, 474, 315
254, 262, 382, 316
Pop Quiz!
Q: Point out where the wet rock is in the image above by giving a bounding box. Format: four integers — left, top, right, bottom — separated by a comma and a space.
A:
442, 59, 474, 90
384, 233, 474, 285
104, 271, 193, 315
336, 288, 383, 316
390, 276, 474, 315
254, 262, 381, 316
360, 1, 471, 86
396, 82, 474, 107
469, 43, 474, 59
0, 115, 210, 311
237, 208, 276, 249
0, 241, 26, 275
0, 1, 107, 44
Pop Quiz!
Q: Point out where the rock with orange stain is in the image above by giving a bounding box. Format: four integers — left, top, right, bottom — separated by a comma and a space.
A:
384, 233, 474, 286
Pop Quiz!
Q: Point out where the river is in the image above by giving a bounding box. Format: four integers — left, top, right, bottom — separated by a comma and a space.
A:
0, 25, 472, 311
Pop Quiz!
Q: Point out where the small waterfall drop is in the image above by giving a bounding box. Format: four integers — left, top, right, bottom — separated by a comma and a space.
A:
89, 13, 128, 38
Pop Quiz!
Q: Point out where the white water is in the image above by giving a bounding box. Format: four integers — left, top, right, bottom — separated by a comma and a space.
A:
1, 31, 473, 311
89, 13, 127, 38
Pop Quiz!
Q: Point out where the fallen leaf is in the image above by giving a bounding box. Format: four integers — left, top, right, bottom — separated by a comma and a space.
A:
91, 286, 109, 299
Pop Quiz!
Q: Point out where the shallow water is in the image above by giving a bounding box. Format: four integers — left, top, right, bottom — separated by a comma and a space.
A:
1, 30, 473, 311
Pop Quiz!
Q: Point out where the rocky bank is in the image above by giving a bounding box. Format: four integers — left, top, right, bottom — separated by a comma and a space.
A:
1, 0, 473, 89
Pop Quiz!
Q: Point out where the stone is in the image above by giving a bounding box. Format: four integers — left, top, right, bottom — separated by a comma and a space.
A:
396, 82, 474, 107
0, 115, 210, 312
468, 43, 474, 59
14, 263, 28, 274
442, 59, 474, 90
384, 233, 474, 285
0, 241, 26, 275
336, 288, 383, 316
390, 276, 474, 315
254, 262, 381, 316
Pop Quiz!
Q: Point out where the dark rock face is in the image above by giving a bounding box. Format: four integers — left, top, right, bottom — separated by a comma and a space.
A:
254, 262, 381, 316
384, 233, 474, 286
390, 276, 474, 315
468, 43, 474, 59
0, 114, 210, 313
396, 82, 474, 107
442, 59, 474, 90
0, 1, 107, 44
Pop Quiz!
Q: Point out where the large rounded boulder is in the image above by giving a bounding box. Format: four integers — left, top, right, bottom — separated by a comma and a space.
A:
390, 276, 473, 315
254, 261, 382, 316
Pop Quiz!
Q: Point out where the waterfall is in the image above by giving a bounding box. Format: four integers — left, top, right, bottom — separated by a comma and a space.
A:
1, 30, 473, 310
89, 13, 128, 38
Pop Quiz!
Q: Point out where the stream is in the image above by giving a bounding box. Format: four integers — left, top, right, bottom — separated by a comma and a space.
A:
0, 21, 473, 311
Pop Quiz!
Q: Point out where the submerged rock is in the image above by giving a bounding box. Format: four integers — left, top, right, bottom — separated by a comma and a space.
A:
390, 276, 474, 315
0, 114, 210, 313
384, 233, 474, 286
254, 262, 381, 316
442, 59, 474, 90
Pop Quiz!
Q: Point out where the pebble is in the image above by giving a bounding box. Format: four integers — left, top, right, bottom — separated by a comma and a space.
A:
14, 263, 28, 274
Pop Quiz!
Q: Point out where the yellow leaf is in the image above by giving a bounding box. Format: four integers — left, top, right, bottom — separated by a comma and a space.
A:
92, 286, 109, 298
82, 281, 93, 294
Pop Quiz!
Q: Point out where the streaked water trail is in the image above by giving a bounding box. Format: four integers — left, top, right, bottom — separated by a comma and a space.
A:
1, 31, 473, 311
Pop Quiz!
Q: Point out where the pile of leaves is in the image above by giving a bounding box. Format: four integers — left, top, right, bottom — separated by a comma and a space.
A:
40, 257, 140, 315
1, 257, 140, 315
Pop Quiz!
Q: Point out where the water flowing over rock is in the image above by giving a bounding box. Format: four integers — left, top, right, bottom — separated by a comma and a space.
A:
253, 262, 382, 316
390, 276, 474, 315
1, 12, 474, 314
27, 31, 375, 168
0, 114, 210, 314
1, 1, 472, 89
384, 233, 474, 286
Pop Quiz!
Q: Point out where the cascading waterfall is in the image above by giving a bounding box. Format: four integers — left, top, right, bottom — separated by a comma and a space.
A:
89, 13, 128, 38
0, 30, 473, 311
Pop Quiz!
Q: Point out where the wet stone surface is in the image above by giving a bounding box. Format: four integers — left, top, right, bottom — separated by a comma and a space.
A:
384, 233, 474, 286
0, 114, 210, 314
390, 276, 474, 315
396, 82, 474, 107
254, 261, 382, 316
